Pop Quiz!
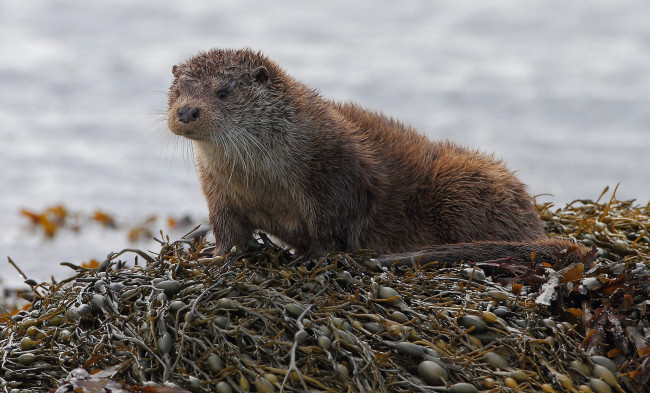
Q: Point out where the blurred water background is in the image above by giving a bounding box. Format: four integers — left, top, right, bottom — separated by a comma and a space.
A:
1, 0, 649, 285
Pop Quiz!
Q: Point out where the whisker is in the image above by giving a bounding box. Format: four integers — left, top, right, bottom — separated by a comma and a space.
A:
183, 139, 191, 174
232, 132, 250, 186
136, 111, 169, 119
225, 140, 239, 187
229, 129, 253, 183
243, 131, 273, 165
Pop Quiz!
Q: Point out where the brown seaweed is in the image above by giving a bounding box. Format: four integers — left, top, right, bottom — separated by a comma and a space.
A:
1, 188, 649, 392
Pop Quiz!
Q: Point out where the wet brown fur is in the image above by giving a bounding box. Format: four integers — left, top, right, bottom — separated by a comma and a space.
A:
167, 48, 589, 264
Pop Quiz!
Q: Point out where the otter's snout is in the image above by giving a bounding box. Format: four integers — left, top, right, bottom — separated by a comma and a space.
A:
177, 105, 200, 123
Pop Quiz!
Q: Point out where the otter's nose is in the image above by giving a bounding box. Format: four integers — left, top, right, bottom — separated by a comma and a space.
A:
177, 105, 200, 123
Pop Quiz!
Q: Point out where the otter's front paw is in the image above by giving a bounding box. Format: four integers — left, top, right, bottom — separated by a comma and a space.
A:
213, 236, 261, 256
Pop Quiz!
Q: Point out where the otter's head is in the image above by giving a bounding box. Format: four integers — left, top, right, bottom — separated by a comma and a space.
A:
167, 48, 284, 144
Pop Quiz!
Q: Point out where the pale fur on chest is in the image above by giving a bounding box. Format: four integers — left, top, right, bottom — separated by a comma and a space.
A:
194, 140, 305, 235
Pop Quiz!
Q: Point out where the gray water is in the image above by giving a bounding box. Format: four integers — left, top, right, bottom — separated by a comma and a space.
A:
1, 0, 649, 285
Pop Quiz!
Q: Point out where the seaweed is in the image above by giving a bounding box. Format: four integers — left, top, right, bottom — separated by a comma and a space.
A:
1, 188, 649, 392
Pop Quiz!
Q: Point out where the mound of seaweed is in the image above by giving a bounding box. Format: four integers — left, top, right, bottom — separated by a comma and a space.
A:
1, 192, 649, 392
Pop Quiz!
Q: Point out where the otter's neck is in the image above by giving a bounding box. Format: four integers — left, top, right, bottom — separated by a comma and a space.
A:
193, 135, 285, 188
281, 81, 347, 139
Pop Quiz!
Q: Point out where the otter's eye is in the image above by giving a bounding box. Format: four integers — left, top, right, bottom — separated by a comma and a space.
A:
216, 89, 228, 99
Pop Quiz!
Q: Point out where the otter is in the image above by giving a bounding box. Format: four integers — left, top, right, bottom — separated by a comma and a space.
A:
167, 48, 589, 266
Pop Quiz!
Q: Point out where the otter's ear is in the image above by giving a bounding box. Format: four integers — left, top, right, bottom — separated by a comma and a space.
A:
252, 66, 269, 85
172, 65, 180, 77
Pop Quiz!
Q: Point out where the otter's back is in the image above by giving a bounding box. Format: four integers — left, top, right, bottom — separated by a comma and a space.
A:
333, 101, 546, 252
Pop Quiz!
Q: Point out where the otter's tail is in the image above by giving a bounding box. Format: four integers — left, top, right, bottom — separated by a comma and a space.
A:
375, 239, 594, 269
